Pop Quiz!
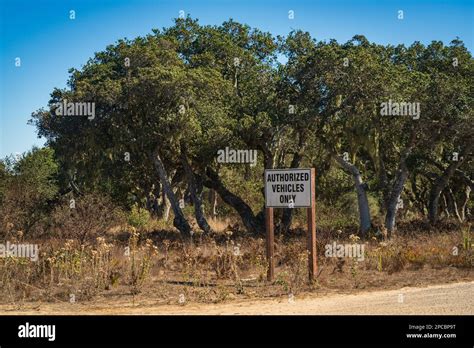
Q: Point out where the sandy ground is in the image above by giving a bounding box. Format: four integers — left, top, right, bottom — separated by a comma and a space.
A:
1, 281, 472, 315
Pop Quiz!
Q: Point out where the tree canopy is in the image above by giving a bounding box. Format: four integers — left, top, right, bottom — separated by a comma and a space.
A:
28, 17, 473, 238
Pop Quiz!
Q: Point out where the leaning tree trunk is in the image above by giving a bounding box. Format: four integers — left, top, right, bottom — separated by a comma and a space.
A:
333, 155, 371, 235
208, 189, 218, 219
428, 143, 472, 224
163, 197, 171, 221
180, 147, 212, 234
385, 165, 409, 235
158, 170, 181, 221
158, 186, 172, 221
461, 185, 471, 222
442, 192, 450, 219
152, 148, 191, 240
384, 128, 420, 236
446, 187, 462, 222
200, 168, 263, 235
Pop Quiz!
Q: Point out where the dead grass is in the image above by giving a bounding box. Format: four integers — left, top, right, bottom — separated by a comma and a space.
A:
0, 219, 472, 308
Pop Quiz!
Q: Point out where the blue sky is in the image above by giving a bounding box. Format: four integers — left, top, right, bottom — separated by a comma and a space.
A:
1, 0, 473, 158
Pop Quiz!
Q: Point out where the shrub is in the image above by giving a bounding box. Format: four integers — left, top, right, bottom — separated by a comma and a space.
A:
51, 192, 125, 243
0, 147, 59, 238
127, 204, 151, 230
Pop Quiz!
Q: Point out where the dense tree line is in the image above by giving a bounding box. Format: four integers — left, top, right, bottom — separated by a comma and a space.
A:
5, 17, 471, 239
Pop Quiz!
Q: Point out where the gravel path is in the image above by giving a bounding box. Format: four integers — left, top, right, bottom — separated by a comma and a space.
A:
1, 281, 472, 315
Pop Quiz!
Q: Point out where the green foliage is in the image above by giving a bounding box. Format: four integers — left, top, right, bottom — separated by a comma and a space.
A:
128, 204, 151, 230
0, 147, 59, 236
337, 191, 381, 221
12, 147, 59, 201
24, 18, 473, 234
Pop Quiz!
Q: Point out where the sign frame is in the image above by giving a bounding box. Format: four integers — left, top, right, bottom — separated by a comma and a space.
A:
264, 168, 313, 208
264, 168, 317, 282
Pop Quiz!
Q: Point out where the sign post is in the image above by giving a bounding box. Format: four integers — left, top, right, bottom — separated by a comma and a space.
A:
264, 168, 317, 282
265, 207, 274, 281
307, 168, 317, 280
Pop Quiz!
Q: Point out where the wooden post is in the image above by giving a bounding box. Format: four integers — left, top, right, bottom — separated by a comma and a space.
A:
265, 207, 275, 281
307, 168, 317, 281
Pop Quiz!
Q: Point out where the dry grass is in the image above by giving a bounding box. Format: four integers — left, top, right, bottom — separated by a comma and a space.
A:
0, 219, 472, 307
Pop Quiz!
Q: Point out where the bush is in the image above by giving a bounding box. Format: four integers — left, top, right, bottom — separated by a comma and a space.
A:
127, 204, 151, 230
0, 147, 59, 238
51, 193, 125, 243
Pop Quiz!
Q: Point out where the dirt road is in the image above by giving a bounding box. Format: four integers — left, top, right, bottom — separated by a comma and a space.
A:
1, 281, 472, 315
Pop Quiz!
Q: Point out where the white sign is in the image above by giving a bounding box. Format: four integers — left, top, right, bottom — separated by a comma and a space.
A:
265, 169, 312, 208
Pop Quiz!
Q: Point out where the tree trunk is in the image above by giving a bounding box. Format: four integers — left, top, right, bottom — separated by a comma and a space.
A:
180, 147, 212, 234
163, 199, 171, 221
442, 192, 450, 219
200, 168, 263, 235
384, 128, 420, 236
385, 165, 409, 235
152, 148, 191, 240
378, 154, 389, 211
461, 185, 471, 222
447, 187, 462, 223
146, 186, 160, 216
208, 189, 218, 219
157, 171, 179, 222
333, 155, 371, 235
261, 144, 274, 170
428, 143, 472, 224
